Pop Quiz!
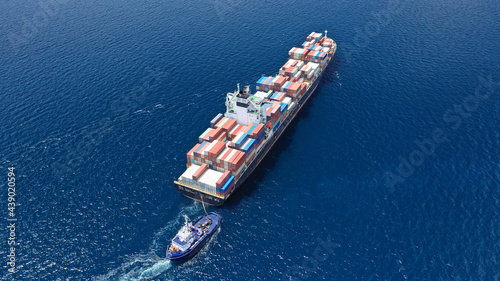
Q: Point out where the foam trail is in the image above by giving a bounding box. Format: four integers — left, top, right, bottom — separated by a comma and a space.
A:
138, 260, 172, 280
96, 202, 203, 281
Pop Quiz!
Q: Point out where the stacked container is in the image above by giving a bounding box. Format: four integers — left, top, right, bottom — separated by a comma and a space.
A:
266, 103, 281, 128
238, 138, 255, 154
215, 117, 237, 133
322, 39, 334, 48
231, 132, 249, 148
305, 62, 320, 80
289, 47, 309, 61
189, 140, 220, 169
216, 173, 235, 197
192, 164, 208, 181
179, 164, 231, 195
271, 76, 287, 92
203, 140, 226, 162
229, 124, 247, 139
281, 59, 298, 70
270, 91, 286, 102
210, 113, 223, 128
216, 147, 246, 175
199, 127, 224, 142
256, 76, 275, 91
186, 143, 201, 166
247, 123, 265, 139
305, 50, 328, 63
300, 64, 313, 78
216, 131, 228, 142
254, 91, 268, 99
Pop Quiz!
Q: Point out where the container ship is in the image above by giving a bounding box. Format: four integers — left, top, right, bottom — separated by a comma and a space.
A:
174, 31, 336, 206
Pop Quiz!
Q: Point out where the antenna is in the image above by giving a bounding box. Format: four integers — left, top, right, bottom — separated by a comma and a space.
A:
325, 30, 328, 39
237, 83, 240, 92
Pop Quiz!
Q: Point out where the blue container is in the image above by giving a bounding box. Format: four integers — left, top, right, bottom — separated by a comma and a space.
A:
217, 175, 235, 193
194, 141, 209, 156
246, 124, 257, 135
283, 82, 291, 93
234, 133, 248, 147
243, 139, 255, 151
256, 76, 267, 86
280, 103, 288, 112
256, 132, 265, 143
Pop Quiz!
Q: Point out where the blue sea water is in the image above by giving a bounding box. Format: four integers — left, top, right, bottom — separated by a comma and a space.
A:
1, 0, 499, 280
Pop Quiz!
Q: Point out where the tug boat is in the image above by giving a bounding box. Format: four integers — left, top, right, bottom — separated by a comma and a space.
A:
166, 212, 221, 262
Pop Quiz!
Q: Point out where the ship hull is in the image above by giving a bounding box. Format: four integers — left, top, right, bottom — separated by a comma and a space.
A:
175, 58, 331, 206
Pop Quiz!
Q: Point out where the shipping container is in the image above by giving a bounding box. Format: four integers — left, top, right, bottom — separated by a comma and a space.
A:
217, 175, 235, 193
239, 138, 255, 153
215, 131, 227, 142
198, 128, 211, 143
233, 132, 249, 148
271, 91, 285, 102
271, 76, 287, 92
254, 91, 268, 99
229, 124, 247, 139
249, 123, 265, 139
215, 117, 237, 133
193, 163, 208, 181
282, 96, 292, 106
281, 59, 298, 70
280, 102, 288, 113
210, 113, 223, 128
216, 170, 231, 188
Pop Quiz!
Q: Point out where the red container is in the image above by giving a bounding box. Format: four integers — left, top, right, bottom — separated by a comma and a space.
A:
217, 148, 233, 164
216, 126, 225, 139
216, 131, 227, 142
216, 170, 231, 188
230, 152, 246, 172
272, 76, 287, 91
192, 164, 208, 181
187, 143, 200, 163
250, 124, 265, 138
222, 118, 237, 132
208, 141, 226, 158
285, 66, 296, 76
229, 124, 247, 139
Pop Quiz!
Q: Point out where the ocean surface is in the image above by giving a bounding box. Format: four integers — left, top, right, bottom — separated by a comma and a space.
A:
1, 0, 499, 280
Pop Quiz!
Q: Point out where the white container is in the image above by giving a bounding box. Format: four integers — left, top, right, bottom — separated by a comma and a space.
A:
293, 71, 301, 80
282, 97, 292, 106
254, 91, 268, 99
